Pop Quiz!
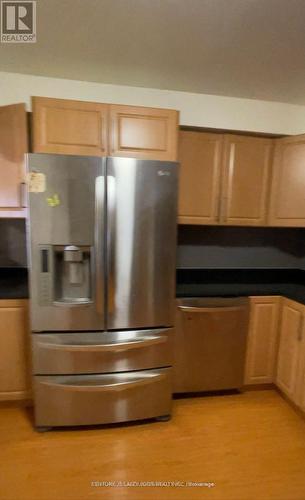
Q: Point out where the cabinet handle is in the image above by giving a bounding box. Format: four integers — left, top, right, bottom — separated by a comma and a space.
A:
20, 182, 27, 208
298, 316, 304, 342
94, 175, 105, 315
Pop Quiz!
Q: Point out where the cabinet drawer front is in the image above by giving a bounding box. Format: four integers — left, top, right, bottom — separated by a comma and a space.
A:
32, 329, 173, 374
34, 368, 172, 426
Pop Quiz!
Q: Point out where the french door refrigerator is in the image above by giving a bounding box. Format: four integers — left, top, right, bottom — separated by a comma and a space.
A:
26, 154, 178, 430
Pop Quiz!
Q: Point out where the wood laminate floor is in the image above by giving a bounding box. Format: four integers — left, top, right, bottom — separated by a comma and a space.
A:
1, 390, 305, 500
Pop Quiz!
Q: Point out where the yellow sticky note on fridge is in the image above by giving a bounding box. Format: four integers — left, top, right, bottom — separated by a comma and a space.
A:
27, 172, 46, 193
46, 194, 60, 207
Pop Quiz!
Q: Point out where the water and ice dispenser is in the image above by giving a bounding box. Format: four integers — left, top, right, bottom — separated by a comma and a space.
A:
38, 244, 92, 305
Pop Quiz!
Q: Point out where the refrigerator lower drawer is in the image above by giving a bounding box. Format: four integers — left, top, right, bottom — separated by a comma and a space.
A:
32, 328, 173, 375
34, 368, 172, 427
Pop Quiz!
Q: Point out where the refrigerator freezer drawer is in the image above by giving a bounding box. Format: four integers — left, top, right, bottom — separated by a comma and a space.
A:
32, 328, 173, 375
34, 368, 172, 427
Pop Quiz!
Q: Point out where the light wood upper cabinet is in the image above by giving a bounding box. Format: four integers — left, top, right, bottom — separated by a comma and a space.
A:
32, 97, 179, 161
0, 103, 28, 217
178, 131, 223, 224
178, 131, 273, 227
32, 97, 109, 156
245, 296, 280, 385
221, 135, 273, 225
276, 298, 304, 401
109, 104, 179, 161
0, 299, 31, 401
269, 135, 305, 226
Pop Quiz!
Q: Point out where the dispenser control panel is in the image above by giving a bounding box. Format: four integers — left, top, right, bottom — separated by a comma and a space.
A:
39, 245, 53, 306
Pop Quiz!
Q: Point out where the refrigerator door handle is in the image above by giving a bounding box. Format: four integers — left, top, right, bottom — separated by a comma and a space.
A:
107, 174, 116, 315
94, 175, 105, 315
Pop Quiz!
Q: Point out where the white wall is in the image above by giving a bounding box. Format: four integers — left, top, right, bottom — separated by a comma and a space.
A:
1, 71, 305, 134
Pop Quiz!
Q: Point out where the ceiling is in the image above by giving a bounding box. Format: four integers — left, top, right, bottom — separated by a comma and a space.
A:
1, 0, 305, 104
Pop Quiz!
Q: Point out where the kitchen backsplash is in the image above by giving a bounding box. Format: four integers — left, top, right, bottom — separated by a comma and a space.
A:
0, 219, 27, 267
177, 226, 305, 269
2, 220, 305, 270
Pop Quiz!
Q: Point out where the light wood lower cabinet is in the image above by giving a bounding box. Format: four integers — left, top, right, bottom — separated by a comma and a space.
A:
295, 332, 305, 412
275, 296, 305, 414
245, 296, 280, 385
245, 294, 305, 412
0, 299, 31, 401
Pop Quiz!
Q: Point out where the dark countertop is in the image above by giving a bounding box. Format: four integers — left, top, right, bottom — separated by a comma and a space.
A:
0, 267, 29, 299
2, 266, 305, 305
176, 268, 305, 305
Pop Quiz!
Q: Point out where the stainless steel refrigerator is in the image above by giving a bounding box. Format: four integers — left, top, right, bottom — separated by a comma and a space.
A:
26, 154, 178, 430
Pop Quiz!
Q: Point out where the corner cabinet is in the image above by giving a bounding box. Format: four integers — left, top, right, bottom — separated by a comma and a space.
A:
269, 135, 305, 226
221, 135, 273, 226
0, 103, 28, 217
245, 296, 280, 385
276, 298, 305, 405
0, 299, 31, 401
32, 97, 179, 161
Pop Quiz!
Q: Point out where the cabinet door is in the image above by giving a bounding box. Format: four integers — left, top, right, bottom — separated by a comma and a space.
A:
0, 300, 31, 401
32, 97, 109, 156
244, 296, 280, 385
0, 103, 27, 217
221, 135, 273, 226
109, 104, 178, 161
276, 299, 303, 402
295, 324, 305, 411
269, 136, 305, 226
178, 131, 223, 225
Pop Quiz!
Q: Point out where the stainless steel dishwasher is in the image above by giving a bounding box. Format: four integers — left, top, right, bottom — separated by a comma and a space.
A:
174, 297, 249, 393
